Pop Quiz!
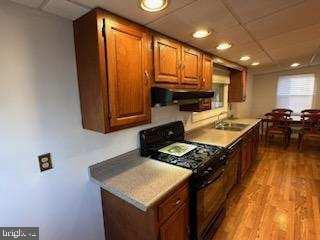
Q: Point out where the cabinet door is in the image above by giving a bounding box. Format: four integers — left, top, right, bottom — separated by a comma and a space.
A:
252, 125, 260, 161
226, 146, 240, 194
241, 139, 249, 179
202, 55, 213, 90
160, 204, 189, 240
181, 47, 201, 87
228, 69, 247, 102
154, 36, 181, 85
106, 20, 151, 129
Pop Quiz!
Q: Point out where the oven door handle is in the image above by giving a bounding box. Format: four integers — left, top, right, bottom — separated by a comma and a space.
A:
197, 168, 225, 190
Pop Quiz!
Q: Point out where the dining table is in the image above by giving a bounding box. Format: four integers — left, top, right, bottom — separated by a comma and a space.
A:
259, 114, 302, 139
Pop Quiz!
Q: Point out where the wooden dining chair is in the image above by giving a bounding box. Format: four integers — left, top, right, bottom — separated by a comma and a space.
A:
298, 112, 320, 151
301, 109, 320, 114
265, 112, 292, 148
272, 108, 293, 116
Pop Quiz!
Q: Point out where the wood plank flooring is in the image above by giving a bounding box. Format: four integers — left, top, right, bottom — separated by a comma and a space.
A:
213, 142, 320, 240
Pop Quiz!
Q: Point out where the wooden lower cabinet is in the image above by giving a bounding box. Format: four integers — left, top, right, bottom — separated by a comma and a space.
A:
226, 141, 241, 194
240, 123, 260, 180
241, 134, 252, 179
101, 181, 190, 240
160, 204, 189, 240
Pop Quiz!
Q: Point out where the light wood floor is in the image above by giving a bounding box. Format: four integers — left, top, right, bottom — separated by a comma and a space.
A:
213, 141, 320, 240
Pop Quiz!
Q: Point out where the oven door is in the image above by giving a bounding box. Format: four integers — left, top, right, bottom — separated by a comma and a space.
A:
196, 168, 227, 240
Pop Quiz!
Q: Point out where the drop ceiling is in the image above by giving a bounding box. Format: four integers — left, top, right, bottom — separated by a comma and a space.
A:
9, 0, 320, 71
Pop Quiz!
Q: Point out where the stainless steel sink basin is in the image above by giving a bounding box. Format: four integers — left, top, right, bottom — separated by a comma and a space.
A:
214, 122, 249, 131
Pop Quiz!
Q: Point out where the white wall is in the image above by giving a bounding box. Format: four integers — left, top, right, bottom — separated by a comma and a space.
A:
0, 1, 228, 239
251, 66, 320, 117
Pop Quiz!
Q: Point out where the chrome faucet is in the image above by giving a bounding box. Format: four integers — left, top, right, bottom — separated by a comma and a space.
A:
215, 111, 228, 127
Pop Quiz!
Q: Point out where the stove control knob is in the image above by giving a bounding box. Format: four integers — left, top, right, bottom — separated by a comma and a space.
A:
207, 167, 213, 171
204, 170, 209, 175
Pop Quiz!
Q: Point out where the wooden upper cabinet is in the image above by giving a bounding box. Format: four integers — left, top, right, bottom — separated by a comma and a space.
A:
180, 47, 201, 87
154, 36, 181, 84
201, 54, 213, 91
228, 69, 247, 102
153, 35, 211, 90
106, 19, 150, 130
73, 9, 151, 133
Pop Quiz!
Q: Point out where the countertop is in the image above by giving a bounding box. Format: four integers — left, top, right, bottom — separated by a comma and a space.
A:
186, 118, 261, 148
89, 150, 192, 212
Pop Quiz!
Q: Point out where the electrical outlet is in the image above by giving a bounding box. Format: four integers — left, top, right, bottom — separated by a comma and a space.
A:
38, 153, 53, 172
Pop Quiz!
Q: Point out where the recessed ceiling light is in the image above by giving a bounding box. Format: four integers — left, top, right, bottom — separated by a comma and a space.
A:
240, 55, 250, 61
216, 42, 232, 51
251, 62, 260, 66
192, 29, 211, 39
290, 62, 300, 67
139, 0, 169, 12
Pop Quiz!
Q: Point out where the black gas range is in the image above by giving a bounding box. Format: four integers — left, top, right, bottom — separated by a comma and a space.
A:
140, 121, 228, 240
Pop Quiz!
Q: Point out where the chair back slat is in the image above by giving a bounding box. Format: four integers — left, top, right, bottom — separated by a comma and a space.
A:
265, 112, 291, 129
301, 109, 320, 114
272, 108, 293, 115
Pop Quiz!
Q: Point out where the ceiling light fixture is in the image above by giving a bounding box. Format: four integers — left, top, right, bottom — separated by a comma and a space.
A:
290, 62, 300, 68
139, 0, 169, 12
192, 29, 211, 39
251, 62, 260, 66
240, 55, 250, 61
216, 42, 232, 51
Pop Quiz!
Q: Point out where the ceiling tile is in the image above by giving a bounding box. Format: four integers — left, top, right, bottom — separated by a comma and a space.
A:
42, 0, 90, 20
147, 0, 239, 39
268, 40, 319, 61
246, 0, 320, 40
214, 25, 252, 45
224, 0, 304, 24
260, 23, 320, 50
213, 41, 273, 66
71, 0, 196, 25
212, 41, 261, 58
10, 0, 44, 8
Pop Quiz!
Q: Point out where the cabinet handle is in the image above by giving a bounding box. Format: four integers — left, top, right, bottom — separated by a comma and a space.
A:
175, 199, 181, 205
144, 70, 150, 85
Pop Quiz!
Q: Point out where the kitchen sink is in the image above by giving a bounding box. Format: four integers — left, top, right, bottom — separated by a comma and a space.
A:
214, 122, 249, 131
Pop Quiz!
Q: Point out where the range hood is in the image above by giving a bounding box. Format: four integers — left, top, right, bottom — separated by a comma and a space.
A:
151, 87, 214, 106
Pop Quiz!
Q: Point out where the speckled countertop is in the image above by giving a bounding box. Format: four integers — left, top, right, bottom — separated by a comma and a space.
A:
89, 150, 192, 212
186, 118, 261, 148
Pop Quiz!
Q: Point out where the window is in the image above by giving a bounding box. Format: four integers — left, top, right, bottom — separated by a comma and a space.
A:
212, 83, 225, 108
277, 74, 315, 114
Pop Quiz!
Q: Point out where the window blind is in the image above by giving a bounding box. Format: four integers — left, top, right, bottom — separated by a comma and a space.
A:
277, 74, 315, 114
